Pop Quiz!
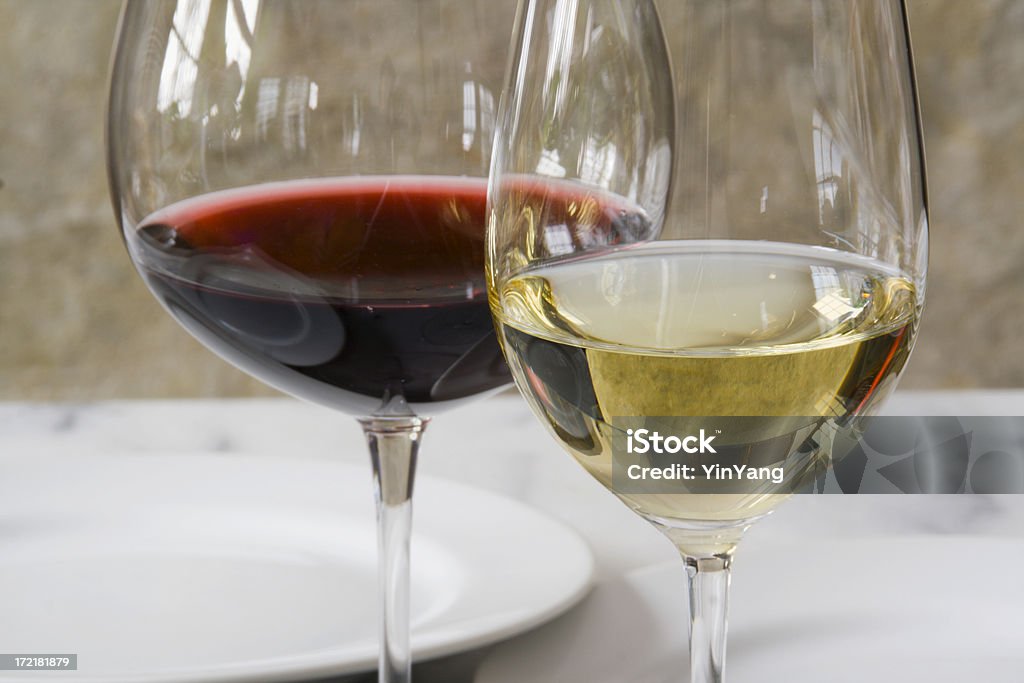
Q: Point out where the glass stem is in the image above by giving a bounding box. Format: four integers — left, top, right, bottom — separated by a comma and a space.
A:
683, 550, 733, 683
360, 415, 429, 683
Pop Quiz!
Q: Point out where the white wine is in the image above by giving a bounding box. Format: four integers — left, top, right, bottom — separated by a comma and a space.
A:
494, 240, 917, 524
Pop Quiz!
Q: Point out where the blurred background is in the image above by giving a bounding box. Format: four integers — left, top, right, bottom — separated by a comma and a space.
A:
1, 0, 1021, 400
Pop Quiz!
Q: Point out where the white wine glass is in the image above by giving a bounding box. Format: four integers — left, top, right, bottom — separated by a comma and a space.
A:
107, 2, 513, 681
487, 1, 928, 681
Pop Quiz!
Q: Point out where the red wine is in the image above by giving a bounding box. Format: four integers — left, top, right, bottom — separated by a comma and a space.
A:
131, 177, 510, 414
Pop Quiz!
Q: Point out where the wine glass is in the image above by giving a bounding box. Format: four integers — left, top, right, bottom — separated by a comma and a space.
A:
487, 1, 927, 680
107, 2, 513, 681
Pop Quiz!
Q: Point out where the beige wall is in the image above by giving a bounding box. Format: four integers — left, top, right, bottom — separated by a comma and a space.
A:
0, 0, 1022, 400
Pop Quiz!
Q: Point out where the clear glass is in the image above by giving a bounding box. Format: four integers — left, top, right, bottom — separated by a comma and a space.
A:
487, 1, 928, 680
107, 2, 514, 681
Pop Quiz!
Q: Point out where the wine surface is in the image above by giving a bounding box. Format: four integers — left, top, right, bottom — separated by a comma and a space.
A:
495, 240, 917, 523
131, 177, 509, 414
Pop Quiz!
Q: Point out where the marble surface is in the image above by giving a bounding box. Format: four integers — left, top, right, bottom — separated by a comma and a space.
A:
2, 391, 1024, 681
5, 391, 1024, 569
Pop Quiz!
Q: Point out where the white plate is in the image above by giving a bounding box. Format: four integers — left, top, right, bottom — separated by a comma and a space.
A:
0, 453, 594, 682
476, 536, 1024, 683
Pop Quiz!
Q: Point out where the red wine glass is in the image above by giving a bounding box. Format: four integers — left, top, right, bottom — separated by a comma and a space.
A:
107, 2, 513, 681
